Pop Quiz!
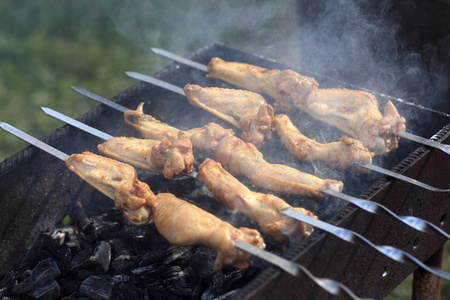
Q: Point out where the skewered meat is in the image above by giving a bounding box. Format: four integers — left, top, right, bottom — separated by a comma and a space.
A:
215, 136, 343, 198
65, 152, 156, 225
198, 158, 316, 242
274, 114, 373, 170
184, 84, 274, 148
124, 104, 343, 197
153, 192, 265, 269
124, 103, 234, 152
97, 131, 194, 179
206, 57, 406, 155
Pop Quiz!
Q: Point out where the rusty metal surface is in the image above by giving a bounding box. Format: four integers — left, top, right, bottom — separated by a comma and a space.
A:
0, 43, 449, 299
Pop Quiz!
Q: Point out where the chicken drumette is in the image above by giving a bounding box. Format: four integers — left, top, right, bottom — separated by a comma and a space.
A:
206, 57, 406, 155
123, 103, 344, 198
97, 131, 194, 179
198, 158, 316, 242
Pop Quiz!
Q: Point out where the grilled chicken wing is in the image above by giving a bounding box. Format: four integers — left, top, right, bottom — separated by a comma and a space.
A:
184, 84, 274, 148
124, 105, 344, 197
124, 103, 234, 152
97, 132, 194, 179
215, 136, 344, 198
274, 114, 373, 170
198, 159, 316, 242
153, 192, 265, 269
65, 152, 156, 225
206, 57, 406, 155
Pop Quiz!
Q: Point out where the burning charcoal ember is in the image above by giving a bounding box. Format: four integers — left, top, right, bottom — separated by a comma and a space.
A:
163, 246, 194, 265
112, 281, 144, 300
52, 244, 72, 276
10, 258, 61, 297
41, 230, 66, 249
72, 241, 111, 280
72, 201, 93, 233
79, 275, 113, 300
89, 214, 123, 241
0, 271, 16, 297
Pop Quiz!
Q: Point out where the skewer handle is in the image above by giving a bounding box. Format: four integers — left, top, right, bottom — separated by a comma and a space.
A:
397, 131, 450, 155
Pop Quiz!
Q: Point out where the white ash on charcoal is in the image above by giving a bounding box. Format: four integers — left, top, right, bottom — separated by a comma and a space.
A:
0, 198, 269, 299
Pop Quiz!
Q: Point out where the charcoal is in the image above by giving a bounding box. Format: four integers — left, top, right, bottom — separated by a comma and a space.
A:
187, 250, 215, 278
131, 264, 182, 283
163, 246, 193, 265
41, 230, 66, 249
111, 282, 143, 300
72, 241, 111, 280
138, 247, 170, 267
167, 266, 202, 300
72, 201, 93, 233
28, 277, 60, 300
79, 275, 112, 300
110, 255, 138, 274
52, 244, 72, 276
89, 215, 122, 241
0, 271, 16, 296
11, 258, 60, 296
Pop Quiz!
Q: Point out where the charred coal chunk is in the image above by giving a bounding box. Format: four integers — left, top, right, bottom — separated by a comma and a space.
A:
0, 271, 16, 297
10, 258, 61, 299
72, 241, 111, 280
79, 275, 113, 300
110, 255, 139, 274
167, 266, 202, 300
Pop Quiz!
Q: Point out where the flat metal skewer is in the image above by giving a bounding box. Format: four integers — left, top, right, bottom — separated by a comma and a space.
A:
68, 88, 450, 239
281, 209, 450, 281
0, 121, 368, 300
124, 71, 450, 193
150, 47, 450, 154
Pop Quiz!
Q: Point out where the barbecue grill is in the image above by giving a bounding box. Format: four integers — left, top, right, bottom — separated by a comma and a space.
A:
0, 42, 449, 299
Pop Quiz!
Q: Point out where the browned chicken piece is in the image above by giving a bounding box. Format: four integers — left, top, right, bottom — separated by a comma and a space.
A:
274, 114, 374, 170
153, 192, 265, 269
123, 104, 344, 197
214, 136, 344, 198
198, 159, 316, 242
206, 57, 406, 155
207, 57, 319, 113
65, 152, 156, 225
124, 102, 234, 153
304, 89, 406, 155
184, 84, 274, 148
97, 131, 194, 180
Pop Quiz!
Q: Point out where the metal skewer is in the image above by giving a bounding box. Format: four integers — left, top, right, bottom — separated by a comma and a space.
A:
0, 121, 369, 300
150, 47, 450, 154
68, 88, 450, 239
124, 71, 450, 193
281, 209, 450, 281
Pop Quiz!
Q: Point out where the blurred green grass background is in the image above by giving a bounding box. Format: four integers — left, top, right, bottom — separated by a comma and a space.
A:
0, 1, 448, 299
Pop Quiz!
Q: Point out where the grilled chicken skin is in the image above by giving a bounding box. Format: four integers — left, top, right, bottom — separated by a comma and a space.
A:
184, 84, 274, 148
65, 152, 156, 225
153, 192, 265, 269
198, 159, 316, 242
214, 136, 344, 198
274, 114, 373, 170
124, 103, 234, 153
97, 131, 194, 179
206, 57, 406, 155
124, 105, 344, 197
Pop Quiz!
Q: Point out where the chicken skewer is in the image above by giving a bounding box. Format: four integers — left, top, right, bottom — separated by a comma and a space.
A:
198, 158, 316, 243
41, 108, 194, 180
42, 107, 319, 242
0, 122, 377, 299
0, 122, 265, 269
122, 75, 450, 193
150, 47, 450, 156
66, 89, 450, 238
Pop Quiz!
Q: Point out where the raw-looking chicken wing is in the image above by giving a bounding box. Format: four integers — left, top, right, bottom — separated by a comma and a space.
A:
206, 57, 406, 155
214, 136, 344, 198
97, 131, 194, 179
184, 84, 274, 148
153, 192, 265, 269
274, 114, 373, 170
65, 152, 156, 225
124, 103, 234, 153
198, 159, 316, 242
